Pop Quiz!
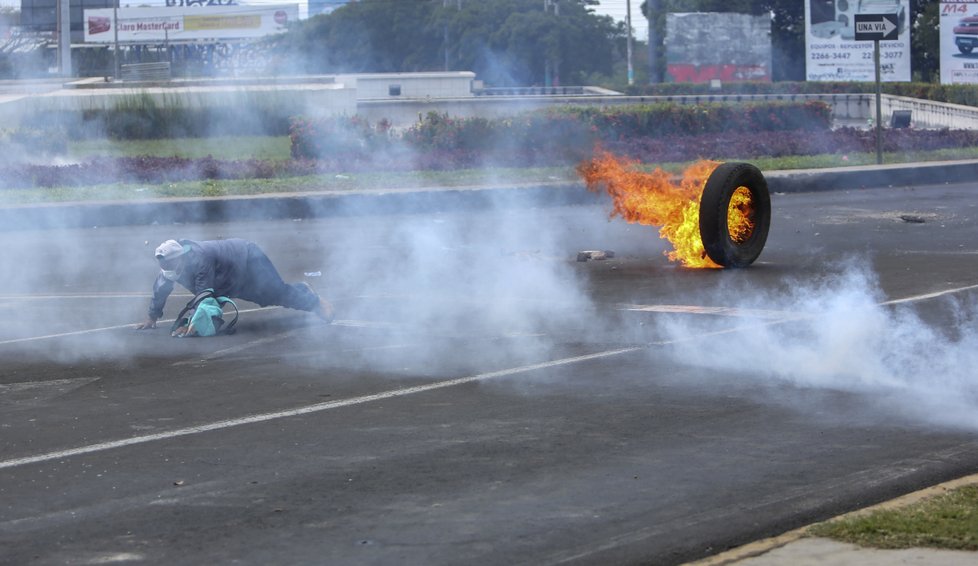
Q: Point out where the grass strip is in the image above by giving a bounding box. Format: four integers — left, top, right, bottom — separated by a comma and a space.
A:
0, 167, 581, 205
4, 139, 975, 206
68, 136, 294, 161
809, 484, 978, 551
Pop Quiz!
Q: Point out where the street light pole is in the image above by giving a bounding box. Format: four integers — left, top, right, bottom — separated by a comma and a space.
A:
625, 0, 633, 86
647, 0, 661, 84
113, 0, 120, 80
58, 0, 71, 77
874, 39, 883, 164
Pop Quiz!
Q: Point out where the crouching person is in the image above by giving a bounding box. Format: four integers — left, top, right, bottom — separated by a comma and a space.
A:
135, 238, 333, 335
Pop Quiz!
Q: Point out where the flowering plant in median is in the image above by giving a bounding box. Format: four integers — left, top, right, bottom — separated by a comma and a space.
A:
1, 102, 976, 190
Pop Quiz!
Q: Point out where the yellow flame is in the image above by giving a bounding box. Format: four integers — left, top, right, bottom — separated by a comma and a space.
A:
727, 186, 755, 244
577, 151, 721, 268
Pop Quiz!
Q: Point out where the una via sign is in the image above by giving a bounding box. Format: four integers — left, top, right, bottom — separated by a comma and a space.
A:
853, 13, 900, 41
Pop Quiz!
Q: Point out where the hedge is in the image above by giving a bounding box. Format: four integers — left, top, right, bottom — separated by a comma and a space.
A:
289, 101, 833, 160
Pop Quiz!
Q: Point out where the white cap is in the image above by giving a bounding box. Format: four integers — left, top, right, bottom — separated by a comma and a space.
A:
155, 240, 188, 261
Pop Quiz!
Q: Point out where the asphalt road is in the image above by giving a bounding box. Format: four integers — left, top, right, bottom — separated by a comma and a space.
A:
3, 182, 978, 565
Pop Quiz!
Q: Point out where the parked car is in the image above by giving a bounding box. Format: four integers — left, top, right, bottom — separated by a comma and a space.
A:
954, 16, 978, 54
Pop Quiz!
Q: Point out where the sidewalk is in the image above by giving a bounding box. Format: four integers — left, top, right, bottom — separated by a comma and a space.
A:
688, 473, 978, 565
713, 538, 977, 566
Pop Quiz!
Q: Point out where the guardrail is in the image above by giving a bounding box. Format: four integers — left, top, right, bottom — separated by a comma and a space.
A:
476, 86, 586, 96
120, 62, 171, 82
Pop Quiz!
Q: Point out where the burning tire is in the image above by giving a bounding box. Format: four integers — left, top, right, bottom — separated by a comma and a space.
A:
698, 162, 770, 268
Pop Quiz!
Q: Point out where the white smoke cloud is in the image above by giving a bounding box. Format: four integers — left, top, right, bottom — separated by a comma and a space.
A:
655, 262, 978, 431
307, 199, 622, 374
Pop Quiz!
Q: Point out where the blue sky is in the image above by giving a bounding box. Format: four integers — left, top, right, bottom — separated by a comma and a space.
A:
594, 0, 650, 40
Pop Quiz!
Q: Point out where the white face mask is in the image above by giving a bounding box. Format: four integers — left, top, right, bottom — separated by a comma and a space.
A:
161, 269, 180, 282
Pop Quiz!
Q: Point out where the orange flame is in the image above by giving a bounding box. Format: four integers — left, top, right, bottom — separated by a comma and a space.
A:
578, 151, 721, 269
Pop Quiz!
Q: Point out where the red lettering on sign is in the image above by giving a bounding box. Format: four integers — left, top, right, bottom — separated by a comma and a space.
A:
667, 64, 771, 83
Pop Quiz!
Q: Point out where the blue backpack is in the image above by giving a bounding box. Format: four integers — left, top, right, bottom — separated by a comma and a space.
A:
169, 289, 238, 337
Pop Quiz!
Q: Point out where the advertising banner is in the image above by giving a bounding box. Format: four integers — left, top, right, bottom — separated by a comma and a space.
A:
665, 12, 772, 83
940, 0, 978, 84
83, 5, 297, 43
805, 0, 911, 81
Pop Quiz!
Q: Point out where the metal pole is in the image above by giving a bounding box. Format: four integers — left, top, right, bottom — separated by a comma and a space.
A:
647, 0, 661, 84
874, 39, 882, 165
58, 0, 71, 77
443, 0, 449, 71
544, 0, 551, 87
113, 2, 120, 80
625, 0, 633, 86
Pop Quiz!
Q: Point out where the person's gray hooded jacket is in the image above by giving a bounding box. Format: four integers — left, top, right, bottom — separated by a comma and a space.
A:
148, 238, 251, 319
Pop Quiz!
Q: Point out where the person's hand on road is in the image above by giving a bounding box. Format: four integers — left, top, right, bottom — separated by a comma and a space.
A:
171, 324, 195, 338
134, 317, 158, 330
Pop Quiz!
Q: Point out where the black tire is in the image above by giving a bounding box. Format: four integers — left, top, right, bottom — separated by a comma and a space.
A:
698, 162, 771, 268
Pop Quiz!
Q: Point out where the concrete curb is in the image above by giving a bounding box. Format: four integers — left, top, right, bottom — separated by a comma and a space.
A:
0, 183, 602, 232
763, 159, 978, 193
1, 161, 975, 231
685, 472, 978, 565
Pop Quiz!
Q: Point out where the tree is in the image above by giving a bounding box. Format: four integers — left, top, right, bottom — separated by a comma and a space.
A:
272, 1, 436, 73
910, 0, 939, 82
272, 0, 620, 86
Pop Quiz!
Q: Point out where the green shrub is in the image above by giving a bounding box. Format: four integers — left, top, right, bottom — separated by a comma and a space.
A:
289, 115, 393, 160
553, 100, 832, 138
290, 103, 832, 162
21, 92, 295, 140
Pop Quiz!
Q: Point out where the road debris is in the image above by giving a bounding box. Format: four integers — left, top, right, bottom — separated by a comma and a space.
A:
577, 250, 615, 262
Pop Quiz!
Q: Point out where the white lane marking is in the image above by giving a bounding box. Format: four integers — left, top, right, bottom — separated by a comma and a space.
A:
0, 347, 642, 471
171, 329, 303, 366
621, 304, 802, 320
4, 282, 978, 469
881, 283, 978, 305
0, 293, 178, 300
0, 307, 277, 347
0, 323, 148, 346
622, 283, 978, 319
331, 319, 408, 329
171, 319, 427, 365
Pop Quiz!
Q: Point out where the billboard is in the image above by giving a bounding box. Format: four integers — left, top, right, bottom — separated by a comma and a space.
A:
940, 0, 978, 84
665, 12, 772, 83
21, 0, 114, 41
805, 0, 911, 81
83, 5, 297, 43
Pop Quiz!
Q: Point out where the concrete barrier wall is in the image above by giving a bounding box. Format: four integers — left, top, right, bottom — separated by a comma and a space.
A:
1, 82, 359, 126
879, 94, 978, 129
2, 79, 976, 132
336, 72, 476, 100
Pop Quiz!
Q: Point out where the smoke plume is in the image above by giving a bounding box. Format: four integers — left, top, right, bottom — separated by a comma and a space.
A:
654, 262, 978, 431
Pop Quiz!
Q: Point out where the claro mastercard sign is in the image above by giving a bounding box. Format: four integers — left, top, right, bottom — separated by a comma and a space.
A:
83, 5, 296, 42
